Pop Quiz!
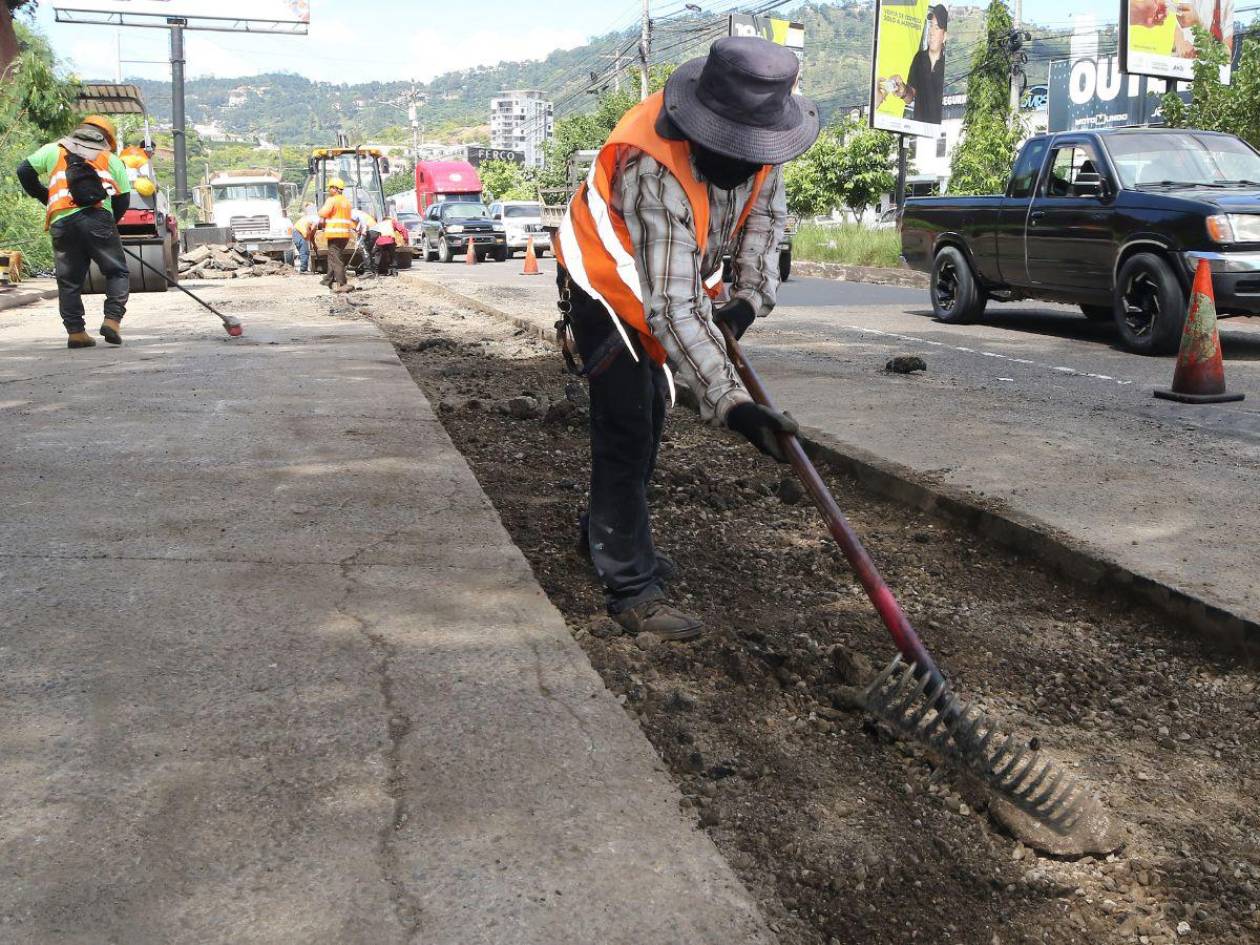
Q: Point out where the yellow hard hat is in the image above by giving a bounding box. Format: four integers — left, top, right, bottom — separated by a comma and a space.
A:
133, 176, 157, 198
81, 115, 118, 149
328, 177, 346, 191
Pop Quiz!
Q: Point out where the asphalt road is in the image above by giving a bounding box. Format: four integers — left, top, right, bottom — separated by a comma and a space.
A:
418, 259, 1260, 638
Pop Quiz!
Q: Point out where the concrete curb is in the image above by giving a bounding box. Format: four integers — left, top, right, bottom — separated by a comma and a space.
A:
405, 275, 1258, 659
792, 260, 928, 289
0, 284, 58, 313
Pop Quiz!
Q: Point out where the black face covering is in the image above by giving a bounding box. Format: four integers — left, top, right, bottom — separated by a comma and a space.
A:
692, 143, 761, 190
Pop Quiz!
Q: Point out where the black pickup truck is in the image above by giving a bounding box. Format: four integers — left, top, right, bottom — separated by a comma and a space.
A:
901, 128, 1260, 353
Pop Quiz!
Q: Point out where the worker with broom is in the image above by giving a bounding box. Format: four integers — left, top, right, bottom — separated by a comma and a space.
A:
554, 36, 817, 641
14, 114, 133, 348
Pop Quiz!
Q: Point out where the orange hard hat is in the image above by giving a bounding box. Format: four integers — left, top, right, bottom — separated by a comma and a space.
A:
81, 114, 118, 149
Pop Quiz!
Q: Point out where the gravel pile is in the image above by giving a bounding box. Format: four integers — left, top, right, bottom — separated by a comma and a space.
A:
179, 244, 292, 280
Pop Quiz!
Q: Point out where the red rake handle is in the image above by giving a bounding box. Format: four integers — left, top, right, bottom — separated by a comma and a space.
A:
719, 324, 942, 684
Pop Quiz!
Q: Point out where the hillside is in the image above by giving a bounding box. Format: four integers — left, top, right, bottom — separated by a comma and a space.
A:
127, 2, 1073, 147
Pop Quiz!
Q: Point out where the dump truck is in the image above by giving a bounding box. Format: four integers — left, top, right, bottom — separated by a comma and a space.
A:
75, 83, 180, 294
192, 169, 298, 260
306, 145, 413, 273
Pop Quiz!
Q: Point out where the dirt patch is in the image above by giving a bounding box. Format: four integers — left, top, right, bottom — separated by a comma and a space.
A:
340, 278, 1260, 945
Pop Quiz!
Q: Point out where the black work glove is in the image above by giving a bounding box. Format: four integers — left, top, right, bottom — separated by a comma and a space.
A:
712, 297, 756, 340
111, 192, 130, 224
726, 401, 799, 463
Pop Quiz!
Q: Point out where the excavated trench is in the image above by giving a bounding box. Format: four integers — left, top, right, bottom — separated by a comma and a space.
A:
336, 279, 1260, 945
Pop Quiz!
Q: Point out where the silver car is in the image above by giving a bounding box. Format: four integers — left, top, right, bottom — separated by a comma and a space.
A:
489, 200, 548, 258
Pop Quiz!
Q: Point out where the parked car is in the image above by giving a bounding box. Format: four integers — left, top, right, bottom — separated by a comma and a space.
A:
872, 207, 900, 230
489, 200, 548, 257
900, 128, 1260, 353
420, 201, 507, 263
395, 210, 423, 248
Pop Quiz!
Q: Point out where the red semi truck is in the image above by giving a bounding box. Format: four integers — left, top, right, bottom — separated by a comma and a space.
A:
414, 160, 483, 212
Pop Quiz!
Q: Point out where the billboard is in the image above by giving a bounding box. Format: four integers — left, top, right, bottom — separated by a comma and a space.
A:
871, 0, 954, 137
54, 1, 309, 33
1047, 56, 1189, 131
728, 14, 805, 89
1120, 0, 1234, 82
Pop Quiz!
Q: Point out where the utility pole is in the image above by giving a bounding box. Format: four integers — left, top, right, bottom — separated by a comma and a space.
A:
169, 17, 189, 206
407, 80, 420, 160
895, 136, 907, 209
1009, 0, 1023, 115
639, 0, 651, 101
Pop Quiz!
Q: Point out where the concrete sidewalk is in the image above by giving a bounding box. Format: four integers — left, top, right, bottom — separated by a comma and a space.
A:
0, 279, 771, 944
406, 261, 1260, 648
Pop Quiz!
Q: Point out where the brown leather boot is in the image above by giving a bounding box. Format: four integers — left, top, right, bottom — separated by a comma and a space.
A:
99, 318, 122, 345
67, 331, 97, 349
612, 600, 704, 641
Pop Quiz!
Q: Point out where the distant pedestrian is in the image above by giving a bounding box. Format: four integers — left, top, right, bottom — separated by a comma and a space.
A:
14, 115, 133, 348
318, 178, 353, 291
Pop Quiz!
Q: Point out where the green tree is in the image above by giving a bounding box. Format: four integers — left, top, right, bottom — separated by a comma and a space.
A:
0, 20, 80, 274
384, 169, 414, 197
784, 115, 896, 219
478, 159, 537, 200
1161, 29, 1260, 149
948, 0, 1024, 196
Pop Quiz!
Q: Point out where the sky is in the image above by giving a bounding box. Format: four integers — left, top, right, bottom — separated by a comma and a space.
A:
30, 0, 1121, 86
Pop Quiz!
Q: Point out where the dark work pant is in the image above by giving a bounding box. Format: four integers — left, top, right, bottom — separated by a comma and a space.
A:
376, 242, 395, 275
324, 238, 348, 286
50, 207, 129, 334
559, 266, 668, 614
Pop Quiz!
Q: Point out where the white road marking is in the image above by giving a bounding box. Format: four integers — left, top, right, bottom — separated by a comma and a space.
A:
843, 326, 1136, 386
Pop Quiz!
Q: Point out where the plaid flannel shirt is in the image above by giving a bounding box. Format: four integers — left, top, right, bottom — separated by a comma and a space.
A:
612, 148, 787, 423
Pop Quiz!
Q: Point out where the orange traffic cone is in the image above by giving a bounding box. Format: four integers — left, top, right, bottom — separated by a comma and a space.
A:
465, 241, 478, 266
1154, 259, 1244, 404
521, 236, 541, 275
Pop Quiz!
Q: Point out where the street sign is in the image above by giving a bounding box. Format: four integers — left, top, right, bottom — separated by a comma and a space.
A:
54, 1, 310, 33
464, 147, 525, 167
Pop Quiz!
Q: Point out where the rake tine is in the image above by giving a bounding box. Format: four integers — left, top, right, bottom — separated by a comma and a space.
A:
1012, 759, 1054, 799
984, 733, 1018, 775
1002, 753, 1040, 792
993, 743, 1030, 785
908, 679, 948, 731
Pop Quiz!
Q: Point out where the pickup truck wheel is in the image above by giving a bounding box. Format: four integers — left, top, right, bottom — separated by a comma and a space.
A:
1080, 304, 1113, 321
931, 246, 987, 324
438, 238, 452, 264
494, 246, 508, 263
779, 249, 792, 283
1115, 253, 1186, 355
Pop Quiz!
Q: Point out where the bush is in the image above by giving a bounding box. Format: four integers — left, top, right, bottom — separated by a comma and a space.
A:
1, 21, 80, 275
791, 222, 902, 268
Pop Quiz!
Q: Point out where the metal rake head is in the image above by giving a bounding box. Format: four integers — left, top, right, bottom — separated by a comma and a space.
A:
861, 656, 1095, 835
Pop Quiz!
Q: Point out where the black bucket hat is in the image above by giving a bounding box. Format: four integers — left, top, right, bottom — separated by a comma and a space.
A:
661, 36, 820, 165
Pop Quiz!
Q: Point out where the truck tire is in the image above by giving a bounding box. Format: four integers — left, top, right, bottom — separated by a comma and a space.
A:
931, 245, 986, 324
438, 238, 452, 264
1080, 304, 1112, 321
422, 238, 437, 263
779, 249, 792, 283
1114, 253, 1186, 355
494, 246, 508, 263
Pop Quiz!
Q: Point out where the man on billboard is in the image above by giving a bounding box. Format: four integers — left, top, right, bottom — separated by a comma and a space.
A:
1172, 0, 1235, 56
873, 1, 948, 135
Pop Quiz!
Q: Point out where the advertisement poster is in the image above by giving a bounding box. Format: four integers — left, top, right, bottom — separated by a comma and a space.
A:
1047, 56, 1189, 131
54, 1, 310, 28
871, 0, 952, 137
1121, 0, 1234, 82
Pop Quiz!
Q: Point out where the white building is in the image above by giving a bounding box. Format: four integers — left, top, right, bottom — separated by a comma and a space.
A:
489, 89, 553, 168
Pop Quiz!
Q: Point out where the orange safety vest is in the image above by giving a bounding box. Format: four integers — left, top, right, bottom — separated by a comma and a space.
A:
553, 92, 770, 365
45, 147, 119, 229
320, 194, 354, 239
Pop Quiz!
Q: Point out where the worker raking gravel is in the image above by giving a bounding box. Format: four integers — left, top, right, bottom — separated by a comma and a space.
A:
553, 35, 819, 642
